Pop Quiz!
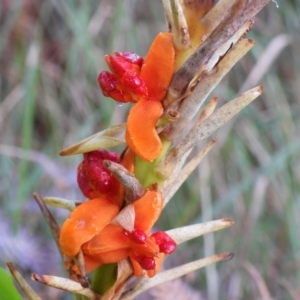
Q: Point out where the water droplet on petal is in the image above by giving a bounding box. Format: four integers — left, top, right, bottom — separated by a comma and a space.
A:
75, 220, 85, 229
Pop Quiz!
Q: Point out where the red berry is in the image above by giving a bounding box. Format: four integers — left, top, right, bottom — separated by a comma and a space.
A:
131, 228, 147, 244
151, 231, 177, 254
139, 257, 156, 270
159, 240, 176, 254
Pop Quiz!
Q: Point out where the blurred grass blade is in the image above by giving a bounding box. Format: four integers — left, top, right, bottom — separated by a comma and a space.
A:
7, 263, 41, 300
15, 42, 40, 229
242, 262, 273, 300
60, 123, 126, 156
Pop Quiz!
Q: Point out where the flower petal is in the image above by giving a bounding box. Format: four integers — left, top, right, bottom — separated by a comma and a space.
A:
83, 224, 130, 256
140, 32, 175, 101
133, 190, 163, 234
126, 100, 163, 162
59, 198, 119, 257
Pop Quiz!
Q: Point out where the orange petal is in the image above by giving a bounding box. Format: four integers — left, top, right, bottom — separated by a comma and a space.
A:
83, 248, 131, 274
133, 190, 163, 234
126, 100, 163, 162
82, 224, 131, 273
140, 32, 175, 101
59, 197, 119, 257
120, 148, 135, 174
83, 224, 130, 255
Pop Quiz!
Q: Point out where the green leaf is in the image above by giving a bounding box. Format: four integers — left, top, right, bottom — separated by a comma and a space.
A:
0, 267, 22, 300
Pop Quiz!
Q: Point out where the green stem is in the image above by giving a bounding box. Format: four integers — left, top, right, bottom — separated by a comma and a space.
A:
134, 138, 172, 189
91, 263, 118, 296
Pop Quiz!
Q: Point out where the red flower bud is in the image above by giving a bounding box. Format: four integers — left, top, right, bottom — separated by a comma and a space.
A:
115, 51, 144, 67
99, 52, 148, 103
98, 71, 125, 102
122, 72, 148, 98
106, 55, 134, 78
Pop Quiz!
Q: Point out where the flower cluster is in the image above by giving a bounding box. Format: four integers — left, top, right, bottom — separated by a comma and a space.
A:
60, 148, 177, 278
58, 32, 179, 278
99, 33, 175, 162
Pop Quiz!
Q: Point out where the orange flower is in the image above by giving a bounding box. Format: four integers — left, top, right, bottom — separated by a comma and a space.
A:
59, 188, 176, 278
98, 32, 175, 162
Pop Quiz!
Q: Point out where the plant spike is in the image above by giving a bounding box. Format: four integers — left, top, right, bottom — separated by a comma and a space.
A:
6, 1, 272, 299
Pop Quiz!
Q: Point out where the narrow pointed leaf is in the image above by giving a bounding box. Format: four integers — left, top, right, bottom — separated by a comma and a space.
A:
60, 124, 126, 156
162, 139, 217, 204
31, 274, 101, 299
42, 197, 79, 211
201, 0, 237, 33
164, 37, 254, 140
122, 253, 234, 299
7, 263, 41, 300
166, 218, 234, 244
33, 193, 62, 256
158, 86, 263, 177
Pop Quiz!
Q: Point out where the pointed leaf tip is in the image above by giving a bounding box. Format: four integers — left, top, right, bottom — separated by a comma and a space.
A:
60, 124, 126, 156
166, 218, 234, 244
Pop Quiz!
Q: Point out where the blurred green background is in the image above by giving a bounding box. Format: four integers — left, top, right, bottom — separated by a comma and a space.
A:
1, 0, 300, 299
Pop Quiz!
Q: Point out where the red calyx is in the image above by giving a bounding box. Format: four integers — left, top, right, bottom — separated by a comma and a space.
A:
77, 150, 120, 198
151, 231, 177, 254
